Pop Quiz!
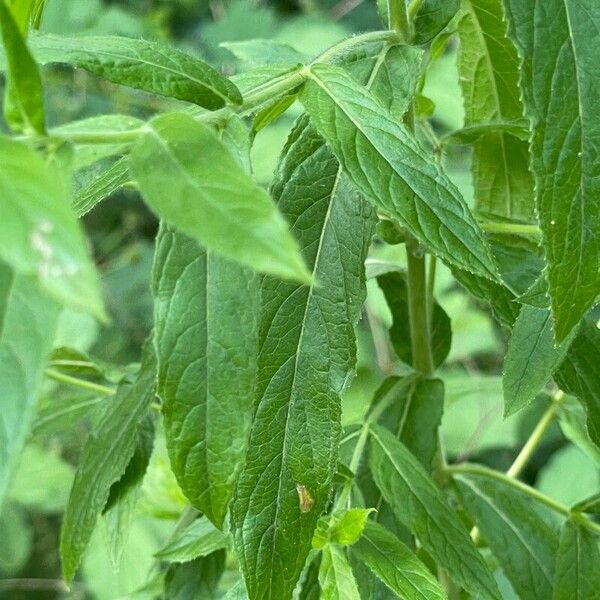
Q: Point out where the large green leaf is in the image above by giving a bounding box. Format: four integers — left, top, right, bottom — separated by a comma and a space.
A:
368, 425, 500, 600
504, 0, 600, 341
301, 63, 497, 280
503, 305, 577, 416
0, 136, 104, 318
0, 272, 60, 507
318, 545, 361, 600
413, 0, 460, 44
454, 470, 558, 600
231, 113, 375, 600
1, 32, 241, 109
131, 113, 308, 282
457, 0, 533, 221
60, 346, 156, 583
153, 223, 258, 527
352, 520, 446, 600
554, 519, 600, 600
0, 0, 45, 133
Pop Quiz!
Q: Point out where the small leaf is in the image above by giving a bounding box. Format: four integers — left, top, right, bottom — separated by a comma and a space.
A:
503, 305, 577, 416
131, 112, 309, 282
0, 272, 60, 506
154, 516, 230, 563
553, 519, 600, 600
221, 39, 307, 66
318, 545, 361, 600
352, 520, 446, 600
556, 316, 600, 448
301, 63, 497, 280
73, 156, 131, 217
13, 32, 242, 109
454, 469, 558, 600
60, 345, 156, 583
572, 493, 600, 515
164, 551, 225, 600
0, 0, 45, 133
369, 425, 500, 600
457, 0, 533, 222
153, 223, 258, 527
443, 120, 530, 145
0, 136, 104, 318
504, 0, 600, 341
413, 0, 460, 44
313, 508, 374, 549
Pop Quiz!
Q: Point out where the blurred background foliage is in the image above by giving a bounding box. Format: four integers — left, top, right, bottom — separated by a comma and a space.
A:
1, 1, 597, 598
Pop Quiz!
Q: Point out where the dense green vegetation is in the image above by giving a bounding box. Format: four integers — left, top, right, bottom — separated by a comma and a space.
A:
1, 0, 599, 598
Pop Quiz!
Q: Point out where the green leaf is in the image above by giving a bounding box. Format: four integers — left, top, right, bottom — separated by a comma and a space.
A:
153, 223, 258, 527
9, 32, 242, 109
0, 0, 45, 133
0, 274, 59, 506
368, 425, 500, 600
299, 555, 321, 600
164, 551, 225, 600
454, 470, 558, 600
442, 120, 529, 145
556, 316, 600, 447
131, 112, 309, 282
313, 508, 374, 549
73, 156, 131, 217
232, 113, 375, 600
503, 305, 577, 416
60, 345, 156, 583
377, 270, 452, 369
456, 0, 533, 222
554, 519, 600, 600
413, 0, 460, 44
221, 38, 307, 66
0, 136, 104, 318
573, 493, 600, 515
504, 0, 600, 341
301, 63, 497, 280
318, 545, 361, 600
352, 520, 446, 600
155, 516, 230, 563
0, 260, 13, 334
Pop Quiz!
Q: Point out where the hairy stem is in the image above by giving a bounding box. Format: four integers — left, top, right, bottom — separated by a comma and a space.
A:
507, 391, 564, 478
447, 463, 600, 536
387, 0, 412, 41
44, 368, 115, 397
479, 221, 541, 236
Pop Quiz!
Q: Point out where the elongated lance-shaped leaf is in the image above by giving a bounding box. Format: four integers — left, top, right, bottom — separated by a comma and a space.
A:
153, 223, 259, 527
553, 518, 600, 600
503, 305, 577, 416
504, 0, 600, 341
0, 0, 45, 133
131, 112, 309, 283
231, 39, 422, 598
454, 470, 558, 600
0, 136, 104, 319
369, 425, 500, 600
456, 0, 534, 222
301, 63, 498, 280
231, 112, 375, 600
60, 345, 156, 583
318, 545, 361, 600
0, 32, 242, 109
0, 268, 60, 507
352, 520, 446, 600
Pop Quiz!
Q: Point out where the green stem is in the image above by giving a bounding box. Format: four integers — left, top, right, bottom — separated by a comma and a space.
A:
447, 463, 600, 536
479, 221, 541, 236
506, 391, 564, 478
44, 368, 115, 397
406, 237, 434, 375
387, 0, 412, 41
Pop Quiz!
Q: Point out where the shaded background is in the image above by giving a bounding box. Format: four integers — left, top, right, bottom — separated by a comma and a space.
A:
1, 1, 597, 598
